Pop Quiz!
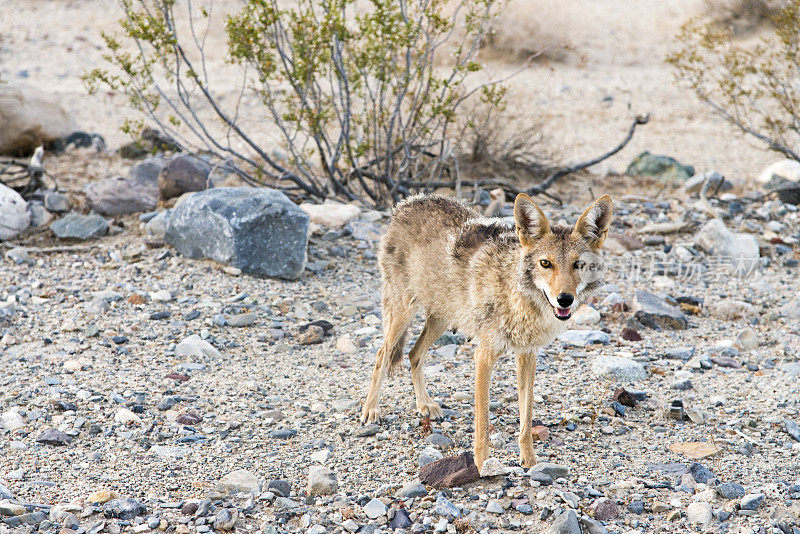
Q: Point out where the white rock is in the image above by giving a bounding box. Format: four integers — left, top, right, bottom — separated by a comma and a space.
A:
780, 298, 800, 319
308, 466, 338, 495
114, 408, 141, 425
336, 335, 358, 354
736, 328, 759, 351
479, 457, 506, 477
756, 159, 800, 184
591, 355, 647, 382
1, 411, 25, 431
4, 247, 30, 264
150, 290, 172, 302
217, 469, 260, 493
341, 519, 359, 533
0, 183, 30, 240
311, 449, 332, 464
362, 498, 387, 519
175, 334, 222, 359
571, 305, 601, 325
300, 200, 361, 228
686, 501, 712, 526
695, 218, 759, 276
707, 299, 757, 320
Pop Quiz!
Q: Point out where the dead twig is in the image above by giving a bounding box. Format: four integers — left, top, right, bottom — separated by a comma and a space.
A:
526, 114, 650, 194
1, 243, 100, 254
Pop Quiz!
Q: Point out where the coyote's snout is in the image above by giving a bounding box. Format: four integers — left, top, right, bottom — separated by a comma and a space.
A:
361, 192, 613, 470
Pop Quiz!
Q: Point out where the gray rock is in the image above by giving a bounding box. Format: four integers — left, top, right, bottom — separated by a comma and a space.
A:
267, 480, 291, 498
665, 347, 694, 361
785, 420, 800, 442
50, 213, 108, 240
165, 187, 308, 280
632, 291, 688, 330
395, 481, 427, 499
425, 433, 454, 449
212, 509, 236, 531
626, 151, 694, 184
43, 191, 70, 213
558, 330, 610, 347
530, 462, 569, 480
274, 497, 299, 510
308, 466, 338, 495
545, 509, 581, 534
780, 298, 800, 319
331, 398, 359, 412
362, 498, 387, 519
145, 210, 171, 239
102, 498, 147, 520
130, 156, 169, 183
486, 500, 503, 514
4, 246, 30, 265
36, 428, 72, 445
84, 175, 159, 215
158, 154, 212, 200
716, 482, 745, 500
687, 462, 716, 484
740, 493, 764, 510
346, 220, 383, 241
683, 170, 732, 194
0, 183, 30, 240
695, 218, 760, 276
27, 202, 52, 228
434, 494, 459, 518
591, 355, 647, 382
419, 446, 444, 467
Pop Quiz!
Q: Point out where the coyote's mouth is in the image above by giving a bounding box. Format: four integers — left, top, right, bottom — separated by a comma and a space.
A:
541, 289, 572, 321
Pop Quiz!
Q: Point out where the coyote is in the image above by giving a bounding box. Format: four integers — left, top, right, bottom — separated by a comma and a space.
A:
360, 192, 613, 470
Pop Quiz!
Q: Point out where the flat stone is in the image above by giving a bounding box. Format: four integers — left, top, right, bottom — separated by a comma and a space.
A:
175, 335, 221, 359
530, 462, 569, 480
362, 498, 387, 519
591, 355, 647, 382
217, 470, 260, 493
687, 462, 716, 484
225, 313, 257, 327
165, 187, 309, 280
395, 482, 427, 500
419, 452, 480, 489
717, 482, 745, 500
36, 428, 72, 446
558, 330, 610, 347
84, 175, 158, 215
50, 213, 108, 240
632, 291, 688, 330
740, 493, 765, 510
103, 498, 147, 520
267, 480, 291, 498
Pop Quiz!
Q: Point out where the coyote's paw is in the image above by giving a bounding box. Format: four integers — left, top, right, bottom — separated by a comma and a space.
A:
520, 450, 538, 468
360, 405, 381, 424
417, 400, 443, 421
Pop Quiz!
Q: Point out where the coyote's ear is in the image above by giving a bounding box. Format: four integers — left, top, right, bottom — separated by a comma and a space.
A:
514, 193, 550, 246
573, 195, 613, 249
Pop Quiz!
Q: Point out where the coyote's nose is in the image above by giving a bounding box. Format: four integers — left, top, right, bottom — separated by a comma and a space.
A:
556, 292, 574, 308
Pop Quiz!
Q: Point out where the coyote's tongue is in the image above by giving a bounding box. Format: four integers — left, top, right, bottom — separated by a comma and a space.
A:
556, 307, 571, 318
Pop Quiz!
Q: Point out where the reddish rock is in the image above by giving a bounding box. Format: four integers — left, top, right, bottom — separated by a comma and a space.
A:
593, 497, 620, 521
166, 373, 189, 383
127, 293, 145, 305
621, 328, 642, 341
419, 452, 480, 489
532, 425, 550, 441
613, 388, 637, 408
158, 154, 212, 200
176, 412, 202, 425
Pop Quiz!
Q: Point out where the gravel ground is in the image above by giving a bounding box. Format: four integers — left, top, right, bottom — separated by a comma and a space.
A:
2, 187, 800, 534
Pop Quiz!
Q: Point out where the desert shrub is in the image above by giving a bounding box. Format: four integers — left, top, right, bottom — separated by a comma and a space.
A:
83, 0, 511, 207
669, 0, 800, 161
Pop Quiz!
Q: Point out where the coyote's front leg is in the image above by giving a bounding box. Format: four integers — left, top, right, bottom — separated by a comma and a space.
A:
473, 338, 501, 471
515, 352, 537, 467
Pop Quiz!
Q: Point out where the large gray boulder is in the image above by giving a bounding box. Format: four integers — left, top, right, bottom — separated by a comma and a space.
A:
0, 83, 79, 156
165, 187, 308, 279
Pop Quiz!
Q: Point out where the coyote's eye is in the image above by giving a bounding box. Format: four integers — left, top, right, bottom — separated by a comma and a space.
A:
574, 260, 585, 269
539, 259, 551, 268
